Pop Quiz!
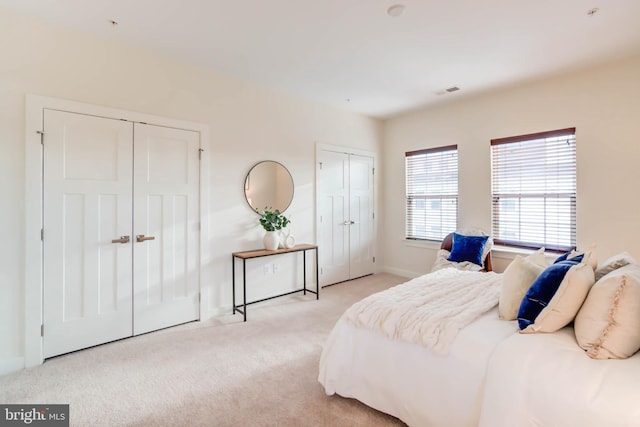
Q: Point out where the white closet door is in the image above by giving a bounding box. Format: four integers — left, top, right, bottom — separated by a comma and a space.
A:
317, 149, 375, 286
132, 123, 200, 335
349, 154, 375, 279
317, 150, 350, 286
43, 110, 133, 358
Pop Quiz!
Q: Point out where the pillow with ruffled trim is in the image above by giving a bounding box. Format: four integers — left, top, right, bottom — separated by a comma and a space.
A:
594, 252, 636, 282
575, 264, 640, 359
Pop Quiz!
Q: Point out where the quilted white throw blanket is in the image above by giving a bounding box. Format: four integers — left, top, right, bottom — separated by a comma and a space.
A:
344, 268, 502, 354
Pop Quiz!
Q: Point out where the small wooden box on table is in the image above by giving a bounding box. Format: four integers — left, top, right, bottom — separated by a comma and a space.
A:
232, 244, 319, 321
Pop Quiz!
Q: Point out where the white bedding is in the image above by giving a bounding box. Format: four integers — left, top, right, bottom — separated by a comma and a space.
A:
344, 268, 502, 354
479, 327, 640, 427
319, 307, 517, 427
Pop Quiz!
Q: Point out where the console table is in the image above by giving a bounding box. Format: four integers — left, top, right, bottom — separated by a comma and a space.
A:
232, 244, 319, 321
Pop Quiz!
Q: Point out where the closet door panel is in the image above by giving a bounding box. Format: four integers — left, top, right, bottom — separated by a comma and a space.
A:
133, 123, 200, 335
349, 154, 375, 279
317, 150, 350, 286
43, 110, 133, 358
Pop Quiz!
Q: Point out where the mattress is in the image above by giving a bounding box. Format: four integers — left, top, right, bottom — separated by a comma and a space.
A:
479, 327, 640, 427
319, 307, 517, 427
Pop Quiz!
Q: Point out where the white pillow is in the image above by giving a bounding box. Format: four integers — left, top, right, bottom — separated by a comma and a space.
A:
498, 248, 546, 320
575, 264, 640, 359
520, 255, 595, 334
594, 252, 636, 282
431, 249, 482, 273
564, 245, 598, 271
523, 246, 549, 268
583, 245, 598, 271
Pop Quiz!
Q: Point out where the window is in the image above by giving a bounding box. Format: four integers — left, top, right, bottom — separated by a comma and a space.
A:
491, 128, 576, 251
406, 145, 458, 241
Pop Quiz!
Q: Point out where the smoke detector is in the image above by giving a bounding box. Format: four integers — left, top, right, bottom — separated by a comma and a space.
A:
387, 4, 406, 17
587, 7, 599, 17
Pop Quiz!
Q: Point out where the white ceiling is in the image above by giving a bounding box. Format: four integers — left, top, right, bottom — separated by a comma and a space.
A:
2, 0, 640, 118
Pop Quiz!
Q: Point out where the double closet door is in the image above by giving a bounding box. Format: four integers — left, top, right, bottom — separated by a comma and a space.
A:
317, 149, 375, 286
42, 109, 200, 358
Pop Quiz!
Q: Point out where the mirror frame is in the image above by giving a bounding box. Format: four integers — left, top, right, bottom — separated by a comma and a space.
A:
244, 160, 294, 214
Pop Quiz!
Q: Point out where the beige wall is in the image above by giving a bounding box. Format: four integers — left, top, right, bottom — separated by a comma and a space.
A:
381, 55, 640, 278
3, 5, 639, 375
0, 9, 381, 373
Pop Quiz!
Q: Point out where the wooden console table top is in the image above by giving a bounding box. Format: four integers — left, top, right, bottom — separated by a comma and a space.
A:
232, 244, 319, 321
232, 244, 318, 260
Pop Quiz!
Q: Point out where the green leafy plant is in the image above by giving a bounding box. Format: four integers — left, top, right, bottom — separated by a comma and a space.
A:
257, 208, 291, 232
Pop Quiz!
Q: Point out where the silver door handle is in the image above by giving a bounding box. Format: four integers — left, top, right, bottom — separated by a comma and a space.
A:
111, 235, 130, 244
136, 235, 156, 242
343, 221, 351, 225
350, 220, 360, 225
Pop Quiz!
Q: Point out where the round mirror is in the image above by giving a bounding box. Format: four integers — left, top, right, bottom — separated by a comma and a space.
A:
244, 161, 294, 213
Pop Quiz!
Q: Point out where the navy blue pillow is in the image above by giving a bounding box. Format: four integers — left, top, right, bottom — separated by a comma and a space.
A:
553, 252, 584, 264
517, 256, 583, 330
447, 233, 489, 267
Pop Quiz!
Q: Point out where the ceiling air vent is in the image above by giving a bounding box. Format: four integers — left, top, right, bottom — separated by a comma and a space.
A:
434, 86, 461, 96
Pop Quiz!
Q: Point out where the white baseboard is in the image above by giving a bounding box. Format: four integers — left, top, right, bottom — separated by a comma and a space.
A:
203, 306, 231, 320
0, 356, 25, 377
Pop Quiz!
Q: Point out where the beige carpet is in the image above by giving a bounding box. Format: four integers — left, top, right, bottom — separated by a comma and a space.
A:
1, 273, 408, 426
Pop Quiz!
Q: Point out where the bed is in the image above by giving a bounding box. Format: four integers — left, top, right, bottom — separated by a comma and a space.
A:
319, 233, 640, 427
318, 232, 511, 426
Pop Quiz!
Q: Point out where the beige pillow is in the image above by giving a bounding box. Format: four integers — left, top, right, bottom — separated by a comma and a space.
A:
526, 247, 548, 268
499, 250, 546, 320
520, 258, 595, 334
575, 264, 640, 359
580, 246, 599, 271
594, 252, 636, 282
562, 246, 598, 271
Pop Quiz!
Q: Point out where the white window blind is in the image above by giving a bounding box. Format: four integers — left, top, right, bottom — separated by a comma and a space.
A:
491, 128, 576, 251
406, 145, 458, 241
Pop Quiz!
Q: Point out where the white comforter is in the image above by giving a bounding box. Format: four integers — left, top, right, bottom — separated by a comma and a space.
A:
344, 269, 502, 354
319, 269, 517, 427
479, 327, 640, 427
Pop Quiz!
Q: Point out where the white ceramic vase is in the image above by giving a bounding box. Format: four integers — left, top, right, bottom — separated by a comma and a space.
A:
284, 234, 296, 249
263, 231, 280, 251
279, 229, 296, 249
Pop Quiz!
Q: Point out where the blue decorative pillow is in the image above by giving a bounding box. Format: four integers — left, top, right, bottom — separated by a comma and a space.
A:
554, 250, 583, 264
517, 256, 584, 330
554, 251, 572, 263
447, 233, 489, 267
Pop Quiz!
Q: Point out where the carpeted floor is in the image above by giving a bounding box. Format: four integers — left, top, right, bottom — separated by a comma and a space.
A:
0, 273, 408, 426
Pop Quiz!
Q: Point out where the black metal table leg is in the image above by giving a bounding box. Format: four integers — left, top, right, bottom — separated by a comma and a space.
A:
315, 247, 319, 299
232, 255, 236, 315
242, 259, 247, 321
303, 250, 307, 295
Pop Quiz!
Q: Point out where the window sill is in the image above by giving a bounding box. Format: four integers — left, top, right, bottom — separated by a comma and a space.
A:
491, 245, 557, 262
403, 238, 441, 250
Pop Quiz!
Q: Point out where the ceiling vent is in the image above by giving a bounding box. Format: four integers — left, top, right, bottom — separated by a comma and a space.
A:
435, 86, 461, 96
